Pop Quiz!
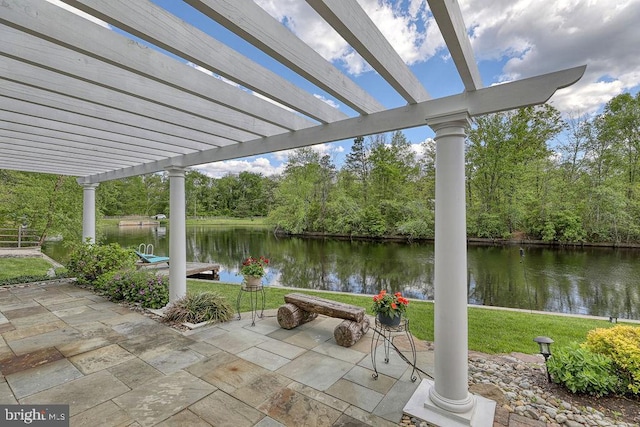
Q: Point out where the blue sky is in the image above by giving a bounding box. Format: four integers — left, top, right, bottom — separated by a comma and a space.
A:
51, 0, 640, 178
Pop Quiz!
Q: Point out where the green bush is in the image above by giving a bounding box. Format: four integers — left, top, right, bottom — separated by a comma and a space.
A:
546, 343, 620, 396
96, 269, 169, 309
66, 241, 137, 286
163, 292, 233, 324
585, 325, 640, 394
0, 271, 68, 286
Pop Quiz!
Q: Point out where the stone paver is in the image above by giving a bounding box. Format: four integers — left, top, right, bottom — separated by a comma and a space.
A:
69, 343, 136, 374
326, 379, 384, 412
70, 400, 133, 427
236, 346, 291, 371
112, 370, 214, 427
0, 346, 64, 375
6, 359, 83, 399
107, 358, 162, 389
203, 358, 270, 393
276, 350, 353, 391
145, 348, 206, 374
20, 370, 130, 416
258, 386, 343, 427
230, 371, 292, 407
153, 409, 212, 426
190, 390, 264, 426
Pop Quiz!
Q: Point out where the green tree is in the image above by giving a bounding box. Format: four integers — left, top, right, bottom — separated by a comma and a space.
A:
0, 171, 82, 242
466, 105, 564, 238
267, 148, 337, 233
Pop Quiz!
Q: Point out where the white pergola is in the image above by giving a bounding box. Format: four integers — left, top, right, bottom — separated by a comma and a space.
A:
1, 0, 584, 425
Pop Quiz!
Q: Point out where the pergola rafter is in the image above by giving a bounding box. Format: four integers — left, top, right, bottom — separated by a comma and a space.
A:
0, 0, 585, 425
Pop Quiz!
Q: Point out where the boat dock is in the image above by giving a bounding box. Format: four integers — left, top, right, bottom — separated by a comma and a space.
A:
138, 262, 220, 280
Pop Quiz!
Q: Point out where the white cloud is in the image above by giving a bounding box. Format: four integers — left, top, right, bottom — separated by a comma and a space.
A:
313, 94, 340, 109
274, 142, 345, 162
254, 0, 639, 116
460, 0, 640, 114
46, 0, 111, 29
195, 157, 285, 178
195, 143, 346, 178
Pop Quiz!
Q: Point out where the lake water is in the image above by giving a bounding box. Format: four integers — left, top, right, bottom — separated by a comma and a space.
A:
43, 225, 640, 320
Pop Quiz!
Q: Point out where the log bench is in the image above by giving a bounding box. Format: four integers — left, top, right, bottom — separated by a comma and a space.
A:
277, 293, 370, 347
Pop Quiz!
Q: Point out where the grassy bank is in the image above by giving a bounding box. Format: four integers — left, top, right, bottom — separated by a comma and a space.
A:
188, 280, 618, 355
99, 217, 268, 227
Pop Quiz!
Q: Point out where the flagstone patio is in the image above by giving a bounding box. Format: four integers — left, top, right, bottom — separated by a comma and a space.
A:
0, 280, 434, 426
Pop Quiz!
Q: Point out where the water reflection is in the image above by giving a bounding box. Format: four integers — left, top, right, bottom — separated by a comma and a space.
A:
43, 225, 640, 319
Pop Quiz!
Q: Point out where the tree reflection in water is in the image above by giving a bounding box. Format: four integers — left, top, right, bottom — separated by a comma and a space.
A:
43, 226, 640, 320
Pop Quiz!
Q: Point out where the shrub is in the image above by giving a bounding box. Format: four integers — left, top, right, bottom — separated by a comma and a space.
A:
0, 271, 68, 286
546, 343, 620, 397
66, 241, 137, 286
97, 269, 168, 309
584, 325, 640, 394
163, 292, 234, 324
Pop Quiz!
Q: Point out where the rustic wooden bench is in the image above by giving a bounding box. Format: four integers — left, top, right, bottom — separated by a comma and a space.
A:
277, 293, 370, 347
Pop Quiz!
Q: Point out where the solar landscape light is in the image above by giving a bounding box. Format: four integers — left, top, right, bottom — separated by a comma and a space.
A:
533, 336, 554, 382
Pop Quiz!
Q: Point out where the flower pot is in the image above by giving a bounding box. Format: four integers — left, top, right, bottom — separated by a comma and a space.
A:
377, 312, 401, 327
243, 275, 262, 290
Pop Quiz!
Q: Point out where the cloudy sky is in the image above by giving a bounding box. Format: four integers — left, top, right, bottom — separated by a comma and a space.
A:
51, 0, 640, 178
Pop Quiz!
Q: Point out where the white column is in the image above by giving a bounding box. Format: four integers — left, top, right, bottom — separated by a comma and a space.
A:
404, 112, 495, 426
167, 166, 187, 303
81, 183, 99, 243
429, 113, 474, 412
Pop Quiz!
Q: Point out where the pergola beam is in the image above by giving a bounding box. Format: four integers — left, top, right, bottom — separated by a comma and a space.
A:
184, 0, 385, 115
83, 65, 586, 183
0, 30, 290, 139
2, 97, 219, 151
60, 0, 347, 124
0, 80, 233, 146
306, 0, 430, 104
427, 0, 483, 91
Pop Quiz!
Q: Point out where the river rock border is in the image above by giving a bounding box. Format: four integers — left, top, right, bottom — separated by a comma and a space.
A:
401, 351, 638, 427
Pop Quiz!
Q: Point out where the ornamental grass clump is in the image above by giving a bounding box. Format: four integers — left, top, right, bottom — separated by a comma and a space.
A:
239, 255, 269, 278
371, 290, 409, 319
163, 292, 234, 324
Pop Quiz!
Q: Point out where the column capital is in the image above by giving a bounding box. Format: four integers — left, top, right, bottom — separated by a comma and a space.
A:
165, 166, 187, 177
81, 183, 99, 189
426, 110, 471, 130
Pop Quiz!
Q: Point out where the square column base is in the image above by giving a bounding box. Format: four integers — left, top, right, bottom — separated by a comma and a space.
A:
403, 379, 496, 427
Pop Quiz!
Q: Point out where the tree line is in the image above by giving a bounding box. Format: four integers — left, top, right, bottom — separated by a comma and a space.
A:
1, 93, 638, 244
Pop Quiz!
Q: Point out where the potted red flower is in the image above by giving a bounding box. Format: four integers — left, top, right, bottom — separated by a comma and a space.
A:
371, 290, 409, 326
239, 256, 269, 289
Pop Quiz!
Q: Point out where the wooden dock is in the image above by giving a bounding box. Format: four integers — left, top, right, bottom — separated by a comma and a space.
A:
137, 262, 220, 280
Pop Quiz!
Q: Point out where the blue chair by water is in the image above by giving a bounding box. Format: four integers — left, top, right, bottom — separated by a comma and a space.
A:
135, 243, 169, 267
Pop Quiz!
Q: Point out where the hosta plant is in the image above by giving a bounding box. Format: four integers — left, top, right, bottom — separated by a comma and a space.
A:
546, 343, 620, 397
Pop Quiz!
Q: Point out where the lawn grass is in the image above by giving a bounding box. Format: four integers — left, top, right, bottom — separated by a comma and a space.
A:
188, 280, 621, 355
98, 217, 268, 227
0, 257, 53, 280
